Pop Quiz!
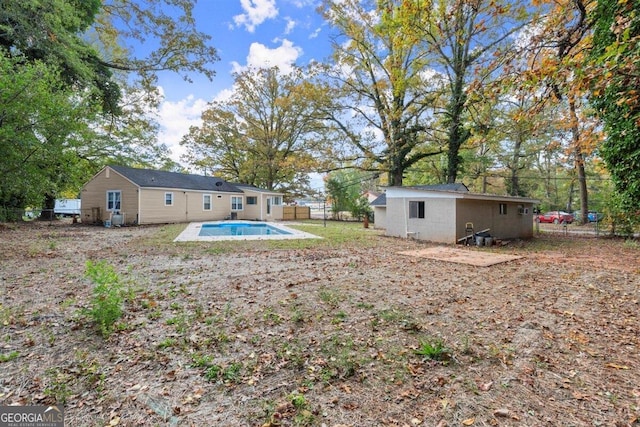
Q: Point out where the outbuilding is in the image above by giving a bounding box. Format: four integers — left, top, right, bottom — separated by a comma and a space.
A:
372, 184, 538, 244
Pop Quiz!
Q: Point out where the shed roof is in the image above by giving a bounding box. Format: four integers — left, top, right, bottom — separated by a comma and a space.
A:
370, 193, 386, 206
109, 165, 243, 193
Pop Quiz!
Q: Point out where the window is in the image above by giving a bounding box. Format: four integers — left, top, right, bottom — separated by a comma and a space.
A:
203, 194, 212, 210
106, 191, 121, 212
272, 196, 282, 205
165, 192, 174, 206
409, 201, 425, 219
231, 196, 243, 211
246, 196, 257, 205
499, 203, 507, 215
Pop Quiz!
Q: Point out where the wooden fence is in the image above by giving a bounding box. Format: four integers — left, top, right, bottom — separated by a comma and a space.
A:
282, 206, 310, 220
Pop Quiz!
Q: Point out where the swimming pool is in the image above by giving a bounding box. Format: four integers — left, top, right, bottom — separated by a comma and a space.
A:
173, 221, 321, 242
199, 222, 292, 237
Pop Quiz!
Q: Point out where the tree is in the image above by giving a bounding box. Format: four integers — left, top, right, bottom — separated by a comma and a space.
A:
0, 55, 83, 219
318, 0, 444, 186
94, 0, 219, 97
0, 0, 218, 216
325, 169, 374, 220
589, 0, 640, 218
181, 67, 329, 195
412, 0, 532, 184
0, 0, 121, 113
318, 0, 532, 186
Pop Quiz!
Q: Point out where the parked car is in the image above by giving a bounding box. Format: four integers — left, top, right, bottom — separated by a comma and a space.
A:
535, 211, 574, 224
572, 210, 604, 223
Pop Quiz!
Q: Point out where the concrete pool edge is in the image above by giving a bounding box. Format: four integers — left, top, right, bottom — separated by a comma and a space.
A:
173, 221, 323, 242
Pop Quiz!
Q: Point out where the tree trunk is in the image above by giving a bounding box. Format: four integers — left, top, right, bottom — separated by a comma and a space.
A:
40, 194, 56, 221
568, 95, 588, 224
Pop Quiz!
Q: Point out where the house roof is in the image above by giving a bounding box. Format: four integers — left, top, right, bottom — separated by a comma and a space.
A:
109, 165, 243, 193
370, 193, 386, 206
232, 183, 284, 195
410, 183, 469, 192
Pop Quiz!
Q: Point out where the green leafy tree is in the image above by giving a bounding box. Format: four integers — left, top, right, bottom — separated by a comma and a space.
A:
0, 55, 84, 219
408, 0, 532, 184
318, 0, 532, 187
182, 67, 330, 195
589, 0, 640, 218
325, 169, 374, 220
317, 0, 444, 186
0, 0, 218, 217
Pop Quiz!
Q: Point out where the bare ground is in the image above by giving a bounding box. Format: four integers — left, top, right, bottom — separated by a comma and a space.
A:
0, 220, 639, 427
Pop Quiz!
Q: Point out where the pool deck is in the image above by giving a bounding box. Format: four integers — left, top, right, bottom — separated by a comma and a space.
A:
173, 221, 322, 242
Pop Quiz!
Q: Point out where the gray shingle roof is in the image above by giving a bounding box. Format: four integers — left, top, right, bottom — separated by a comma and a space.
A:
110, 165, 243, 193
411, 183, 469, 192
370, 193, 386, 206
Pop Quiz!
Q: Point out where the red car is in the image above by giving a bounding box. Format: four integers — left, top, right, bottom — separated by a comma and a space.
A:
535, 211, 574, 224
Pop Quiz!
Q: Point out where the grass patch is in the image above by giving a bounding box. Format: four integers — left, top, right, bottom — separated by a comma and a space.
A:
415, 337, 452, 362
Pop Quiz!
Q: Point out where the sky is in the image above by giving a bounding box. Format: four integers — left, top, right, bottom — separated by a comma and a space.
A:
153, 0, 333, 186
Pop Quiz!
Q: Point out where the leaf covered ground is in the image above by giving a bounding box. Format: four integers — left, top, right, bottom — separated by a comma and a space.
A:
0, 220, 639, 426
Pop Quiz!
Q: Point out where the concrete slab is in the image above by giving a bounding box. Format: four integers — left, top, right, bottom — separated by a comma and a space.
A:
399, 247, 523, 267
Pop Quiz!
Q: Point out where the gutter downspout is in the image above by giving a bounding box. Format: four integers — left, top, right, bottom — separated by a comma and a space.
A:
137, 188, 141, 225
404, 197, 408, 237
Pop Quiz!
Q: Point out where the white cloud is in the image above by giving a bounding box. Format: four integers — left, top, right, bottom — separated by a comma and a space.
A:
233, 0, 278, 33
288, 0, 317, 7
284, 16, 297, 34
156, 91, 209, 163
230, 39, 303, 73
309, 27, 321, 39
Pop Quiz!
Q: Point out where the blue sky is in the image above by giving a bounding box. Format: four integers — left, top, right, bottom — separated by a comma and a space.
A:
154, 0, 333, 175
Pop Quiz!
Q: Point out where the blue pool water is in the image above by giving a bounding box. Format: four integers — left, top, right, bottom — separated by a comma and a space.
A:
198, 222, 292, 237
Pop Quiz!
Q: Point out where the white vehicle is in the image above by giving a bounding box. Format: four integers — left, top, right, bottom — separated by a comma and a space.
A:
54, 199, 81, 216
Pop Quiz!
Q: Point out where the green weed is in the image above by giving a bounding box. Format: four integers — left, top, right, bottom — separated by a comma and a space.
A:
0, 351, 19, 363
84, 260, 124, 338
415, 337, 451, 362
44, 368, 72, 404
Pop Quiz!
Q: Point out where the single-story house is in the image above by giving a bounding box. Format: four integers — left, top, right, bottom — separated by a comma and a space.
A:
80, 165, 285, 225
371, 183, 539, 244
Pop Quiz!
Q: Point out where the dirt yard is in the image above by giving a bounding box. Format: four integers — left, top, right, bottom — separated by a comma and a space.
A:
0, 220, 639, 426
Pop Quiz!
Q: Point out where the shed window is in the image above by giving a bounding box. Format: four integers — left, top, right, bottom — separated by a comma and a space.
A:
246, 196, 257, 205
106, 191, 121, 212
231, 196, 243, 211
272, 196, 283, 206
409, 201, 425, 219
499, 203, 507, 215
203, 194, 212, 210
165, 192, 174, 206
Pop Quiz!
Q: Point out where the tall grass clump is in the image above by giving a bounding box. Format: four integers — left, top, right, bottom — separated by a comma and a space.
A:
85, 260, 124, 337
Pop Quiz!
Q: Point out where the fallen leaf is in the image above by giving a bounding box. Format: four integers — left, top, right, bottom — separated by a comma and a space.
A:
109, 416, 120, 426
462, 418, 475, 425
605, 363, 630, 370
493, 408, 510, 417
478, 381, 493, 391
